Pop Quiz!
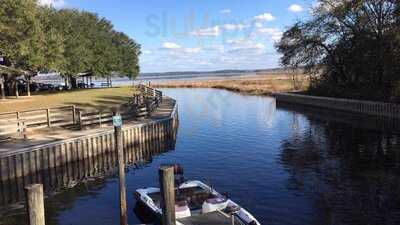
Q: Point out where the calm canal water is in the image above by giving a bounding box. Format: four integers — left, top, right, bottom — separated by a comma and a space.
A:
1, 88, 400, 225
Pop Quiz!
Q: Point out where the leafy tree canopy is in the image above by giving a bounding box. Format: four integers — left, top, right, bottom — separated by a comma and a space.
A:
276, 0, 400, 101
0, 0, 141, 80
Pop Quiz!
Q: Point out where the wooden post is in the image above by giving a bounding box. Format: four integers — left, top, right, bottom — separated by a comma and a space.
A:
46, 109, 51, 127
72, 106, 76, 124
0, 75, 5, 100
77, 110, 82, 129
27, 76, 31, 97
25, 184, 45, 225
99, 112, 102, 127
159, 166, 176, 225
14, 79, 19, 98
20, 120, 27, 139
114, 111, 127, 225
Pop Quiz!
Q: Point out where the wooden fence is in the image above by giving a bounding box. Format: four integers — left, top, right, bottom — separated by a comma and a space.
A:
0, 106, 76, 129
137, 84, 162, 101
0, 101, 178, 207
0, 106, 76, 139
274, 93, 400, 119
0, 85, 164, 139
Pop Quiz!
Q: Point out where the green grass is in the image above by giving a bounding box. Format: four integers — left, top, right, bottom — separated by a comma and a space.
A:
0, 86, 136, 113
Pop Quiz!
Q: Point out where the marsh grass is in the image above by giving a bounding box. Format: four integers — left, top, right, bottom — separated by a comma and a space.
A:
153, 74, 308, 95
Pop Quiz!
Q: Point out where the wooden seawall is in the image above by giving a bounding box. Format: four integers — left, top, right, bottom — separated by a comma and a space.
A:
0, 98, 178, 208
274, 93, 400, 119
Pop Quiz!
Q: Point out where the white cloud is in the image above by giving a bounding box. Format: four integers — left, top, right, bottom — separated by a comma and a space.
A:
256, 27, 283, 41
288, 4, 303, 13
203, 45, 224, 52
141, 10, 284, 72
254, 22, 263, 28
184, 48, 202, 54
219, 9, 232, 14
160, 42, 202, 55
161, 42, 181, 49
222, 23, 247, 31
190, 26, 221, 36
254, 13, 275, 22
226, 39, 266, 51
142, 50, 152, 54
38, 0, 65, 7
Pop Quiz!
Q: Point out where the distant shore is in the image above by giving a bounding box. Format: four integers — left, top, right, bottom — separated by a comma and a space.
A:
151, 73, 307, 96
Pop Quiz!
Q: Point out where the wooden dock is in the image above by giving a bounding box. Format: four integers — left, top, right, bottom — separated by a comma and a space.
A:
0, 87, 179, 208
0, 97, 176, 156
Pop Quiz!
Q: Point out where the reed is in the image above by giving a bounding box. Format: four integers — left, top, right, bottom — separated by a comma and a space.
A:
153, 74, 308, 95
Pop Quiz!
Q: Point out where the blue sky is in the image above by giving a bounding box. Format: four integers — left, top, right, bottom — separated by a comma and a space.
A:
40, 0, 315, 73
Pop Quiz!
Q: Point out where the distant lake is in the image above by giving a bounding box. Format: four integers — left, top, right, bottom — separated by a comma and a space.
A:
1, 88, 400, 225
33, 72, 260, 87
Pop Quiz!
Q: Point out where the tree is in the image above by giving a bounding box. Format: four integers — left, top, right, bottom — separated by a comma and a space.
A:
38, 6, 66, 72
50, 9, 141, 87
0, 0, 141, 96
0, 0, 46, 97
276, 0, 400, 101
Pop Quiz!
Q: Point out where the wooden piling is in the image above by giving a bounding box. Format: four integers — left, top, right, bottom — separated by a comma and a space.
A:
114, 111, 127, 225
46, 109, 51, 128
25, 184, 45, 225
159, 166, 176, 225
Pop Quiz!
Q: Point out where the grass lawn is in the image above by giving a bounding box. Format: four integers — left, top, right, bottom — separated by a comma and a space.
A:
0, 86, 136, 113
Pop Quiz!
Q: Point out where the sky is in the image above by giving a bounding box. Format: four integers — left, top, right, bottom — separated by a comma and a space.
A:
39, 0, 315, 73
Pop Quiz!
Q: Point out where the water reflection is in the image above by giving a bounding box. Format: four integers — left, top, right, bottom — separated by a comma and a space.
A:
278, 103, 400, 225
0, 137, 177, 225
1, 88, 400, 225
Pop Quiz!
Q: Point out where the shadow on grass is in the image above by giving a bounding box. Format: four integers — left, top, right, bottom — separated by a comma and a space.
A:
64, 95, 133, 112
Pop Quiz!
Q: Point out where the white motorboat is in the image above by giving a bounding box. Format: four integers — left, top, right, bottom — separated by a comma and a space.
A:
134, 165, 261, 225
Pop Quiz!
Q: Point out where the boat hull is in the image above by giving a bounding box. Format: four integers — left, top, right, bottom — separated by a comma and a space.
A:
134, 180, 261, 225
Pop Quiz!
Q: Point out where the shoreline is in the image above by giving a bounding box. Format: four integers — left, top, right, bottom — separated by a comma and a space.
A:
151, 74, 305, 96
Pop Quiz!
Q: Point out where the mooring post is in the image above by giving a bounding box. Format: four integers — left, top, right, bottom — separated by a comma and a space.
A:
113, 110, 127, 225
159, 166, 176, 225
25, 184, 45, 225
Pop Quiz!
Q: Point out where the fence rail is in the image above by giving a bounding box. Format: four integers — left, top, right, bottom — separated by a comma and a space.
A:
274, 93, 400, 119
0, 106, 75, 139
0, 119, 26, 138
0, 104, 178, 207
0, 85, 163, 139
137, 84, 162, 102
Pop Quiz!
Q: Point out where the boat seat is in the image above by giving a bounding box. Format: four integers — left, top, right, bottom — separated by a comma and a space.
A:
186, 192, 212, 209
206, 197, 226, 204
202, 197, 228, 214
